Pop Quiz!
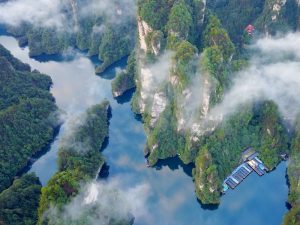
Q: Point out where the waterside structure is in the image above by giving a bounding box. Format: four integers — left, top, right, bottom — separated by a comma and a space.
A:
222, 148, 268, 192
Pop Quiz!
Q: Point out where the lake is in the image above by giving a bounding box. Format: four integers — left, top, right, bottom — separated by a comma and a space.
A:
0, 35, 289, 225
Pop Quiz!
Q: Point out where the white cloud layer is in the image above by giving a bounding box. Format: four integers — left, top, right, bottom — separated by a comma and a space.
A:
0, 0, 136, 31
0, 0, 67, 29
46, 179, 151, 225
209, 33, 300, 124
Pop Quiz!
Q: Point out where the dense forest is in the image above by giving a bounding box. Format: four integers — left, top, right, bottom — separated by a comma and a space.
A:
0, 44, 58, 193
0, 44, 58, 225
37, 102, 109, 224
134, 2, 299, 224
0, 173, 42, 225
5, 0, 136, 74
0, 0, 299, 224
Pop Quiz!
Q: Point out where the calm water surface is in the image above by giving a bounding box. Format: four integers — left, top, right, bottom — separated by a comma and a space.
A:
0, 36, 289, 225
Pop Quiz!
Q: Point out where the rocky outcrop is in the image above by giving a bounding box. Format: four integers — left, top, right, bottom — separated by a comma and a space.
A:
200, 0, 207, 24
150, 92, 167, 126
148, 30, 164, 56
139, 66, 153, 112
190, 120, 218, 142
176, 73, 216, 141
138, 17, 153, 52
271, 0, 286, 21
138, 17, 164, 56
169, 75, 179, 86
201, 75, 211, 117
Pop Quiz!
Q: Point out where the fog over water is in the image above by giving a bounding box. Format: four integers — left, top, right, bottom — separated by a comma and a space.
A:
0, 36, 289, 225
0, 0, 136, 31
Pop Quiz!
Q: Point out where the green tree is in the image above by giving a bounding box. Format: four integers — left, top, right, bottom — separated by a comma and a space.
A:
167, 0, 193, 39
0, 174, 42, 225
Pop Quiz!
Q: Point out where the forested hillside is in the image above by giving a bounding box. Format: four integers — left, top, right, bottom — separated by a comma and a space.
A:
0, 44, 58, 193
134, 0, 298, 215
36, 101, 132, 225
5, 0, 136, 74
0, 173, 42, 225
0, 0, 299, 224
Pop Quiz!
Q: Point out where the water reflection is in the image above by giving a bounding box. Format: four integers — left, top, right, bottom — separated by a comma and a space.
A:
0, 35, 289, 225
155, 156, 194, 177
0, 36, 115, 184
96, 56, 128, 80
114, 87, 136, 104
31, 53, 68, 63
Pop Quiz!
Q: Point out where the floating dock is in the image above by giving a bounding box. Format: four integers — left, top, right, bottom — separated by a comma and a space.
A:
222, 150, 267, 192
223, 163, 253, 190
247, 156, 266, 176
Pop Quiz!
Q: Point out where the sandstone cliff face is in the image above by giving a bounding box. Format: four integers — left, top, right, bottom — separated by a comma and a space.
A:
201, 76, 211, 117
135, 0, 300, 212
176, 72, 217, 143
138, 66, 168, 123
137, 18, 153, 113
150, 92, 167, 127
270, 0, 286, 21
138, 17, 164, 56
256, 0, 295, 35
135, 1, 211, 156
200, 0, 207, 23
138, 17, 153, 53
139, 67, 152, 113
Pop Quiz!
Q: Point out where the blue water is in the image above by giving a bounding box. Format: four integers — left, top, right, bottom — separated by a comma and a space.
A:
0, 35, 289, 225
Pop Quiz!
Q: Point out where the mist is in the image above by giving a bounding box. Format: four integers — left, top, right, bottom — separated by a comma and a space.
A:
0, 0, 68, 29
58, 110, 90, 153
80, 0, 136, 23
0, 0, 136, 32
45, 179, 151, 225
172, 32, 300, 139
177, 70, 213, 133
140, 52, 173, 110
209, 33, 300, 125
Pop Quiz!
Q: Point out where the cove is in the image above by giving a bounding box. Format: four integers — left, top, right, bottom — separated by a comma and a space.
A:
0, 35, 289, 225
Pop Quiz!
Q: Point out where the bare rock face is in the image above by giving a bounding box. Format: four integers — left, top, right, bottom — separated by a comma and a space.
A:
176, 73, 216, 140
169, 75, 179, 86
137, 18, 158, 113
139, 66, 153, 113
149, 30, 164, 56
190, 120, 218, 142
200, 0, 207, 24
138, 17, 153, 52
201, 75, 211, 117
271, 0, 286, 21
138, 17, 164, 56
150, 92, 167, 126
151, 39, 161, 56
